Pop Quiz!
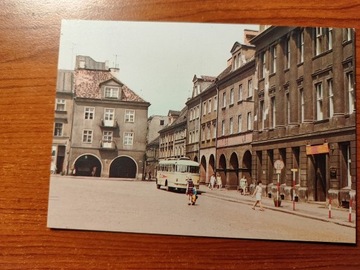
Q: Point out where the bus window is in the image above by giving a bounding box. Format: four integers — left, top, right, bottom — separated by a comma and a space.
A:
188, 166, 199, 173
176, 165, 187, 173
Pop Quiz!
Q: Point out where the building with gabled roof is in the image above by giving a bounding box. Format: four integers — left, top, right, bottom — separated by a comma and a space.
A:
61, 55, 150, 179
159, 107, 188, 160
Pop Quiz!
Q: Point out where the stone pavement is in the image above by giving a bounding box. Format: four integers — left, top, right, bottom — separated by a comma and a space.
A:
199, 186, 356, 229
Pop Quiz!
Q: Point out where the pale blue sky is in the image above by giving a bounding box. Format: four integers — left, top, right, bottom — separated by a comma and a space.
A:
58, 20, 259, 116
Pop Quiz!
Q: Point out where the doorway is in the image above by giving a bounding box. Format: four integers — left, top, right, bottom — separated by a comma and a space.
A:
314, 154, 327, 201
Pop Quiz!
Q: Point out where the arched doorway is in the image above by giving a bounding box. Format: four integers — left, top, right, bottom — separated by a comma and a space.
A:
229, 152, 239, 189
109, 156, 137, 178
242, 150, 252, 181
193, 156, 198, 162
200, 156, 207, 184
218, 154, 226, 188
74, 154, 102, 177
208, 154, 215, 179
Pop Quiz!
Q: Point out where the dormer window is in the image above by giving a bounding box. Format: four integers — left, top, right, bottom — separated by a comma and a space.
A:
104, 86, 119, 99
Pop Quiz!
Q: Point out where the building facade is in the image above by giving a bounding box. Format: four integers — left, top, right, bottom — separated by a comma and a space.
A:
159, 108, 187, 160
51, 70, 74, 174
216, 42, 256, 190
186, 75, 216, 184
54, 56, 150, 180
250, 27, 355, 206
145, 115, 169, 179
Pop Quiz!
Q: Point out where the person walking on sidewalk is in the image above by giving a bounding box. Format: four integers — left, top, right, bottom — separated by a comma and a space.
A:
209, 173, 216, 190
252, 180, 264, 211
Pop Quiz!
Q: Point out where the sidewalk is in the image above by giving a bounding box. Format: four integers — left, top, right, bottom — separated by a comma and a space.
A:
200, 186, 356, 228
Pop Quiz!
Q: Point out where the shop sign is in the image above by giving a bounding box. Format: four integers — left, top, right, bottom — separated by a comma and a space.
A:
306, 143, 329, 155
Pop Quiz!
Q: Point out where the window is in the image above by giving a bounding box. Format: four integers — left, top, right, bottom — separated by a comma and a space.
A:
286, 93, 290, 124
344, 28, 353, 42
238, 115, 242, 133
208, 99, 212, 113
213, 97, 217, 112
203, 102, 207, 116
229, 117, 234, 134
82, 130, 93, 143
213, 122, 216, 139
56, 99, 66, 111
247, 112, 252, 131
221, 120, 225, 136
123, 132, 134, 146
346, 72, 355, 114
328, 80, 334, 118
230, 88, 234, 105
285, 37, 290, 69
300, 89, 305, 123
271, 97, 276, 128
125, 110, 135, 122
196, 105, 200, 118
84, 107, 95, 120
207, 125, 211, 140
104, 86, 119, 99
248, 79, 253, 97
315, 27, 332, 56
316, 83, 323, 120
270, 45, 276, 73
201, 127, 205, 141
339, 142, 352, 188
298, 30, 304, 63
104, 108, 114, 124
54, 123, 63, 136
222, 91, 227, 108
160, 119, 165, 125
103, 131, 113, 142
326, 28, 333, 51
260, 51, 266, 79
260, 100, 265, 130
315, 27, 323, 56
238, 84, 243, 102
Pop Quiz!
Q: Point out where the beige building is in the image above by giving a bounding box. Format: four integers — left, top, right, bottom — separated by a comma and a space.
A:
216, 41, 256, 189
145, 115, 169, 179
186, 75, 216, 184
159, 108, 187, 160
58, 56, 150, 179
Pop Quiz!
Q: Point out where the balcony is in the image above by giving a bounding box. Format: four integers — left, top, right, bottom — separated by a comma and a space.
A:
100, 119, 119, 129
100, 140, 117, 150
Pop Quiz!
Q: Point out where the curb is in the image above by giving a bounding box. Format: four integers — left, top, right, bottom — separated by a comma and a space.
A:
201, 191, 356, 229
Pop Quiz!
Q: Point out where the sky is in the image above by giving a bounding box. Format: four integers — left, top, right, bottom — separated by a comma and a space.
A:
58, 20, 259, 116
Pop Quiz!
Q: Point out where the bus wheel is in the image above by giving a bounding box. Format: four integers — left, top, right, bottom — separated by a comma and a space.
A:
156, 179, 160, 189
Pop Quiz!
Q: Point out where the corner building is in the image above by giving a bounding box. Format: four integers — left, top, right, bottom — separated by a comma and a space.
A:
250, 27, 355, 206
69, 56, 150, 179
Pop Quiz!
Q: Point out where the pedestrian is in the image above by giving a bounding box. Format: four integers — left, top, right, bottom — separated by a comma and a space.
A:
192, 186, 198, 205
91, 166, 97, 177
252, 180, 264, 211
209, 173, 216, 190
216, 172, 222, 189
185, 178, 195, 205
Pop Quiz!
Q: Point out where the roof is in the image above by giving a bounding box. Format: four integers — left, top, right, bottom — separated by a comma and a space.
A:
74, 69, 147, 102
160, 106, 187, 133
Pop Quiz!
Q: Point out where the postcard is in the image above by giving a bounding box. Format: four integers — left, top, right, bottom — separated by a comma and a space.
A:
47, 20, 356, 244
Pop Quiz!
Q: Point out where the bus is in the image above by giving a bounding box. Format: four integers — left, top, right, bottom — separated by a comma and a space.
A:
156, 158, 200, 191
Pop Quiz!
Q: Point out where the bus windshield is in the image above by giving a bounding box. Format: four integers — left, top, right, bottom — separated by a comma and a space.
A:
175, 165, 199, 173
